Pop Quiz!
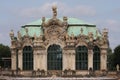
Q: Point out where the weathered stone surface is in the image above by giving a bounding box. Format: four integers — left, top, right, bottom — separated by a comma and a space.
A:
10, 6, 109, 76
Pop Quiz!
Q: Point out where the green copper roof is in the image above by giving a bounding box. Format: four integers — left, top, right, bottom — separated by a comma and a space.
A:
67, 26, 87, 36
25, 18, 94, 25
20, 27, 43, 37
67, 18, 93, 25
67, 26, 101, 38
20, 18, 101, 38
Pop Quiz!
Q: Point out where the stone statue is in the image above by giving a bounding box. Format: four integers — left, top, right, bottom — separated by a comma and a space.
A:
39, 35, 43, 42
101, 28, 108, 45
71, 32, 74, 40
63, 16, 68, 22
63, 16, 68, 29
52, 5, 57, 18
42, 17, 46, 27
34, 33, 37, 41
116, 64, 119, 72
88, 32, 93, 42
17, 31, 21, 41
9, 29, 14, 40
65, 33, 69, 41
42, 17, 45, 22
102, 28, 108, 37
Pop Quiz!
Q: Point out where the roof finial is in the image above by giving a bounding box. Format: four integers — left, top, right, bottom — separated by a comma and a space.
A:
95, 30, 98, 37
52, 5, 57, 18
80, 28, 83, 34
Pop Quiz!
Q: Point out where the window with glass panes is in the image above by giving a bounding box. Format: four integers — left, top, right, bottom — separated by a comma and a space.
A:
76, 46, 88, 70
93, 46, 100, 70
23, 46, 33, 70
47, 44, 62, 70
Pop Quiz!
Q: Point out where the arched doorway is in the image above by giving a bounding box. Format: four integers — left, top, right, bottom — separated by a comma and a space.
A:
47, 44, 62, 70
23, 46, 33, 70
93, 46, 100, 70
76, 46, 88, 70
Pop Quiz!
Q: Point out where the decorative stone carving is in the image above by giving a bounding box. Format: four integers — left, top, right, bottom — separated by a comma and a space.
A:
88, 42, 94, 49
17, 31, 22, 41
9, 6, 109, 74
34, 33, 37, 41
43, 20, 66, 41
65, 33, 69, 41
102, 28, 108, 45
9, 29, 14, 40
71, 32, 74, 40
38, 35, 43, 42
88, 32, 93, 42
63, 16, 68, 29
23, 36, 32, 46
52, 5, 57, 18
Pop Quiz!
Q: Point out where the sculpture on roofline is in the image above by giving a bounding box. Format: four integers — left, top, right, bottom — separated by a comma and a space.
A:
9, 29, 14, 40
52, 5, 57, 18
63, 16, 68, 29
71, 32, 74, 40
88, 32, 93, 42
102, 28, 108, 45
34, 33, 37, 41
65, 33, 69, 41
17, 31, 22, 41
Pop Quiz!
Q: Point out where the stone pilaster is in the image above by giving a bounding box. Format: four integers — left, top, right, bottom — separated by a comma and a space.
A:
63, 51, 68, 70
39, 50, 47, 71
63, 49, 75, 70
18, 50, 22, 70
88, 49, 93, 70
100, 49, 107, 70
33, 50, 39, 70
70, 52, 75, 70
11, 50, 16, 70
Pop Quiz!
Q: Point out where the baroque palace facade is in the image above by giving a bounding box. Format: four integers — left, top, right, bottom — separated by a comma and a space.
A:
9, 6, 109, 75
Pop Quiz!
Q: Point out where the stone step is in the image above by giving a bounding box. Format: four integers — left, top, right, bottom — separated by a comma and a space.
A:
1, 77, 118, 80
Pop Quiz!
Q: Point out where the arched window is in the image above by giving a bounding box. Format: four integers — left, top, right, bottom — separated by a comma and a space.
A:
93, 46, 100, 70
23, 46, 33, 70
76, 46, 88, 70
47, 44, 62, 70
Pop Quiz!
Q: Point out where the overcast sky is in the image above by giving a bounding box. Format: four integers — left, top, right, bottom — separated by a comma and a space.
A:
0, 0, 120, 50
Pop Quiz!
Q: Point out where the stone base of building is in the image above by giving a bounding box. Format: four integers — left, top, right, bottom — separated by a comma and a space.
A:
1, 70, 119, 80
5, 70, 109, 77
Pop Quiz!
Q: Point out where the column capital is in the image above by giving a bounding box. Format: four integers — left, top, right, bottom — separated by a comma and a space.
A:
101, 49, 107, 55
88, 49, 93, 54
